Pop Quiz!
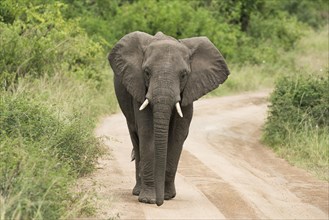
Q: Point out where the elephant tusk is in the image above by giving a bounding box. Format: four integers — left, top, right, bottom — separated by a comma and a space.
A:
139, 99, 149, 111
175, 102, 183, 117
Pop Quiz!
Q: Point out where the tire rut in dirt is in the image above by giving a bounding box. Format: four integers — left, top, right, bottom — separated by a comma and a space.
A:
179, 150, 262, 219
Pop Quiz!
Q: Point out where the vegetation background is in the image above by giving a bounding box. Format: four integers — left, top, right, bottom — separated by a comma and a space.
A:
0, 0, 328, 219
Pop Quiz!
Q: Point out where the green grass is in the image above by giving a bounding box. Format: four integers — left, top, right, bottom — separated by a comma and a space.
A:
263, 71, 329, 181
273, 125, 329, 181
0, 137, 74, 219
0, 72, 117, 219
14, 68, 117, 120
293, 25, 329, 72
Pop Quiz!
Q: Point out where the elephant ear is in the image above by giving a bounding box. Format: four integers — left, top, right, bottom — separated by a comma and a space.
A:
180, 37, 230, 106
108, 31, 154, 103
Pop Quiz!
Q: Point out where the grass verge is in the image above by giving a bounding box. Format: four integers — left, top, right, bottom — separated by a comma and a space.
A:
261, 26, 328, 180
0, 71, 117, 219
263, 72, 329, 180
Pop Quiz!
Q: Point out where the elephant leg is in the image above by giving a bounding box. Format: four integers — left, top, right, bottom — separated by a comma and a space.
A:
135, 105, 156, 204
165, 104, 193, 200
138, 132, 156, 203
127, 124, 141, 196
114, 78, 142, 195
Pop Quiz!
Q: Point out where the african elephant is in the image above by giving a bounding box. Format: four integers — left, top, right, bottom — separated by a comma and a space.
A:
108, 31, 230, 206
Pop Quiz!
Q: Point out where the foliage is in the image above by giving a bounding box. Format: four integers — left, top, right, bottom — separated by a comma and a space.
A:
263, 71, 329, 180
0, 137, 73, 220
0, 96, 82, 218
0, 0, 117, 218
280, 0, 329, 29
264, 73, 329, 143
60, 0, 309, 64
1, 96, 102, 175
0, 1, 106, 90
102, 0, 232, 60
199, 0, 307, 63
3, 0, 321, 66
0, 74, 115, 218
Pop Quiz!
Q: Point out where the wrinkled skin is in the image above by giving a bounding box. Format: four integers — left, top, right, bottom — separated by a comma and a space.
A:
109, 32, 230, 206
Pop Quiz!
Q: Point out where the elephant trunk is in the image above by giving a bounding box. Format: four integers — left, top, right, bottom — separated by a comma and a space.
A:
152, 94, 173, 206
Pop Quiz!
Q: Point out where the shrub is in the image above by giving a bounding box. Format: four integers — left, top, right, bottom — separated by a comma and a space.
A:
103, 0, 242, 62
0, 2, 106, 90
189, 0, 306, 64
280, 0, 329, 29
248, 11, 303, 50
0, 137, 73, 220
0, 96, 73, 219
0, 1, 112, 218
263, 71, 329, 179
0, 92, 103, 176
0, 86, 106, 218
263, 72, 329, 144
56, 0, 316, 65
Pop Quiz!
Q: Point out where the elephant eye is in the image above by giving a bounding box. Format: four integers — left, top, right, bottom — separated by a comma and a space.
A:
180, 71, 187, 80
144, 68, 151, 79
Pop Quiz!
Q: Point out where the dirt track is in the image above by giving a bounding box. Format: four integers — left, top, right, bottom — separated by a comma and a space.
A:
79, 91, 328, 219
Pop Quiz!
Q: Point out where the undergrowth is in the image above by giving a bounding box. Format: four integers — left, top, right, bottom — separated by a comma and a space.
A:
0, 2, 117, 218
261, 26, 328, 180
263, 36, 329, 181
263, 71, 329, 181
0, 74, 116, 219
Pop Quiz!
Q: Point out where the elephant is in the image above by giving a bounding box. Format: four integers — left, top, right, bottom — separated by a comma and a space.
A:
108, 31, 230, 206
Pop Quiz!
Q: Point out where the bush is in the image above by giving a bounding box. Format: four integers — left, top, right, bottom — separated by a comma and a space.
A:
103, 0, 308, 64
248, 11, 303, 50
280, 0, 329, 29
0, 89, 104, 176
0, 2, 106, 90
263, 72, 329, 144
1, 1, 116, 217
263, 71, 329, 179
101, 0, 246, 63
0, 137, 73, 220
0, 85, 106, 218
58, 0, 323, 66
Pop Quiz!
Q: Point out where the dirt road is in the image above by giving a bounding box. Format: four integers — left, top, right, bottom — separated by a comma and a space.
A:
79, 91, 328, 219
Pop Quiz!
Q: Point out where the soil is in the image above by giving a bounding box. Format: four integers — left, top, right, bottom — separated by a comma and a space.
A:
78, 90, 328, 219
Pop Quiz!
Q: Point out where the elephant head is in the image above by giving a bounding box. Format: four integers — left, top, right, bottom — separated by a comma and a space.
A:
109, 31, 230, 206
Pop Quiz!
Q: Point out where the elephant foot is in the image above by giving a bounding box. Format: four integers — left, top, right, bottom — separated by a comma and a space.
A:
164, 181, 176, 200
138, 187, 156, 204
132, 183, 141, 196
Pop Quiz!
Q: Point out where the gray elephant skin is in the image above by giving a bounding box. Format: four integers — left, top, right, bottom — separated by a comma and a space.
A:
108, 31, 230, 206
